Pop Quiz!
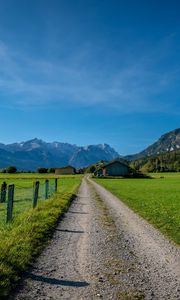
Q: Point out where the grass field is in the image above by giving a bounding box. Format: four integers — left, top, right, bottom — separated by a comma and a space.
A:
0, 174, 82, 225
0, 173, 64, 179
94, 173, 180, 245
0, 174, 82, 298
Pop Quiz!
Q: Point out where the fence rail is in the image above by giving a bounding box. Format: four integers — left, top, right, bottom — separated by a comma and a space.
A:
0, 178, 58, 223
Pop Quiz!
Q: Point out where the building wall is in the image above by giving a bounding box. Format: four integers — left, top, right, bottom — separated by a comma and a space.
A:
55, 167, 75, 175
105, 162, 129, 176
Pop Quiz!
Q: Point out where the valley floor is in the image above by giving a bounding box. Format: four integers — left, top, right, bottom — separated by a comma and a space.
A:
9, 177, 180, 300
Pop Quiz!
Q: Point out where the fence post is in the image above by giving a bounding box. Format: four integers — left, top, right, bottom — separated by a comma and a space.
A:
45, 179, 49, 199
0, 181, 7, 203
7, 184, 14, 223
33, 181, 39, 208
55, 178, 58, 192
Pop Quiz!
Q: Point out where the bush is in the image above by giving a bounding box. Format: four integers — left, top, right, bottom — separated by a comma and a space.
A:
37, 168, 48, 173
85, 165, 96, 173
6, 166, 17, 173
48, 168, 55, 173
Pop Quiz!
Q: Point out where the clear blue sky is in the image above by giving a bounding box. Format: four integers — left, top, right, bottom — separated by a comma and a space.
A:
0, 0, 179, 154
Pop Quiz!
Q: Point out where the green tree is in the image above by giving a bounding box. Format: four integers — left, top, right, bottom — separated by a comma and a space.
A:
174, 161, 180, 172
37, 168, 48, 173
48, 168, 55, 173
85, 165, 96, 173
6, 166, 17, 173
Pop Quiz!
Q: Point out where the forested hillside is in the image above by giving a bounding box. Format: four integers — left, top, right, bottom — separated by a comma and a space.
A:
130, 150, 180, 173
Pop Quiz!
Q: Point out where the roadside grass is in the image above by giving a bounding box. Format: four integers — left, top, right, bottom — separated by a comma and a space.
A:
0, 173, 83, 180
0, 175, 82, 298
94, 173, 180, 245
0, 174, 83, 225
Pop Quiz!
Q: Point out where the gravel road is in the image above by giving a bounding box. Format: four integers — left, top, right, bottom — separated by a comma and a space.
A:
10, 177, 180, 300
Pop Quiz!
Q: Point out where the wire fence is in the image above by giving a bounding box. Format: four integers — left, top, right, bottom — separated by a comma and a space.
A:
0, 178, 58, 224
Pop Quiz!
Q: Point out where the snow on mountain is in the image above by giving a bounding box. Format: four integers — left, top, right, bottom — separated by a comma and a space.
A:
0, 139, 119, 170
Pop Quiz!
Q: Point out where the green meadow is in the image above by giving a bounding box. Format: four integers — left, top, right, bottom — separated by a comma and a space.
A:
0, 174, 82, 225
0, 174, 82, 298
94, 173, 180, 245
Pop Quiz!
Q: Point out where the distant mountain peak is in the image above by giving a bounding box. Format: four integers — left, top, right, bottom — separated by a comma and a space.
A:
69, 143, 119, 168
24, 138, 44, 144
126, 128, 180, 161
0, 139, 119, 170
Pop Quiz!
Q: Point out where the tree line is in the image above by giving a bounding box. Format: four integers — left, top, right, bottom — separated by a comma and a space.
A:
0, 167, 56, 174
130, 150, 180, 173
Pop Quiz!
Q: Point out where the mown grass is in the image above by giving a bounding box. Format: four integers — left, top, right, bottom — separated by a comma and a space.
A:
94, 173, 180, 245
0, 175, 82, 298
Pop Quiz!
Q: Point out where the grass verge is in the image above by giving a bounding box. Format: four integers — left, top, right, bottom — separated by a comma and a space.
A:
0, 177, 81, 298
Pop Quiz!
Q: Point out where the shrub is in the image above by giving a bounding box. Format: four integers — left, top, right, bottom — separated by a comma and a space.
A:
48, 168, 55, 173
37, 168, 48, 173
6, 166, 17, 173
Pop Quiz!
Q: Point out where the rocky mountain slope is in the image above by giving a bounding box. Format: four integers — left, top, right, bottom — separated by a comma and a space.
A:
126, 128, 180, 161
0, 139, 119, 170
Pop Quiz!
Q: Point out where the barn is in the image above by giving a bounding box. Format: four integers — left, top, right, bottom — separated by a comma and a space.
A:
95, 160, 130, 177
55, 166, 76, 175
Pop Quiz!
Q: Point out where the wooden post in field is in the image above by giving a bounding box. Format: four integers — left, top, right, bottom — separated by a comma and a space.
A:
33, 181, 39, 208
6, 184, 14, 223
55, 178, 58, 192
45, 179, 49, 199
0, 181, 7, 203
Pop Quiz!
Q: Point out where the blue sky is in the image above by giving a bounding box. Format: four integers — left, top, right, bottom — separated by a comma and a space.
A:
0, 0, 179, 154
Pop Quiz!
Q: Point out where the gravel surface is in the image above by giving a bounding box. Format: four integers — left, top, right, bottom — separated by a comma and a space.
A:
9, 177, 180, 300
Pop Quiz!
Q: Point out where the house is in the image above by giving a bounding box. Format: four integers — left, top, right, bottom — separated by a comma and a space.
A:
94, 159, 130, 177
55, 166, 76, 175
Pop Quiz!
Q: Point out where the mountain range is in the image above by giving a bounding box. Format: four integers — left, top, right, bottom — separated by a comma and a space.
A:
0, 139, 119, 170
0, 128, 179, 171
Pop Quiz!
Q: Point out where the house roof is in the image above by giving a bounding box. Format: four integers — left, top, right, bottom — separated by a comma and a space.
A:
103, 159, 129, 168
96, 159, 129, 171
55, 165, 76, 170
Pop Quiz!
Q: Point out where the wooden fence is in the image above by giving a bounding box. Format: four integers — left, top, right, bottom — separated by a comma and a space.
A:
0, 178, 58, 223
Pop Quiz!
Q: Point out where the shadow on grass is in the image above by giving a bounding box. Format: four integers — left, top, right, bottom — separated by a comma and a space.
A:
27, 272, 89, 287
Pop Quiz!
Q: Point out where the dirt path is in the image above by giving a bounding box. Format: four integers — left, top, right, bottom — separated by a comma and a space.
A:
10, 177, 180, 300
